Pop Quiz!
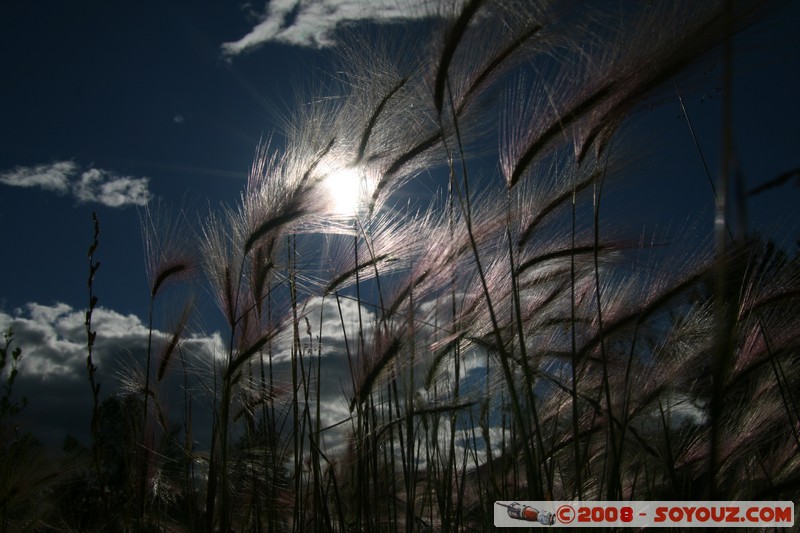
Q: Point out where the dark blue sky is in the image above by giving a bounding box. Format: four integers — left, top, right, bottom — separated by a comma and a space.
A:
0, 0, 798, 448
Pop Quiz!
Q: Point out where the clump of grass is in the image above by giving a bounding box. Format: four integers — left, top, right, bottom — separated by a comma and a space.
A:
39, 1, 800, 530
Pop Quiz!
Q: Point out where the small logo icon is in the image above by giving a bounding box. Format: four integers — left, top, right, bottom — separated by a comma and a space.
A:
496, 502, 556, 525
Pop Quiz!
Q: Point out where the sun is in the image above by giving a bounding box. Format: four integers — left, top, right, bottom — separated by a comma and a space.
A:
324, 166, 367, 216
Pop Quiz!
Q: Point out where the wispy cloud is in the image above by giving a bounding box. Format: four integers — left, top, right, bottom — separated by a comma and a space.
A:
73, 168, 151, 207
0, 161, 74, 194
0, 161, 152, 207
222, 0, 435, 54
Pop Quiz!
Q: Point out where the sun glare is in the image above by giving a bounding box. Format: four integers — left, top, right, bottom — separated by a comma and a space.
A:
324, 166, 365, 216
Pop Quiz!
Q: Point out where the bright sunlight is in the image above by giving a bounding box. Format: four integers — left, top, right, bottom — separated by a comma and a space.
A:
324, 166, 366, 216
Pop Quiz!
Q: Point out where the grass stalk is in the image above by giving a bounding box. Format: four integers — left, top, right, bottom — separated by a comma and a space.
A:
84, 212, 113, 529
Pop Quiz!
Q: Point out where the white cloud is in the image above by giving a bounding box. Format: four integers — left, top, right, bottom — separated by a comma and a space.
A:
221, 0, 436, 54
0, 161, 152, 208
0, 161, 75, 194
1, 302, 155, 380
0, 302, 222, 446
268, 295, 376, 364
74, 168, 151, 207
